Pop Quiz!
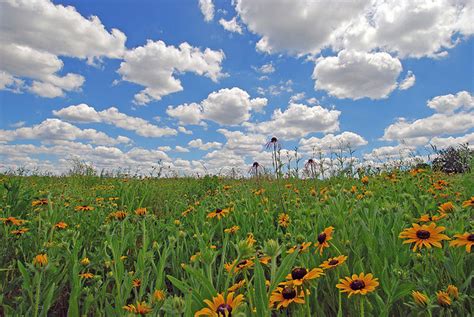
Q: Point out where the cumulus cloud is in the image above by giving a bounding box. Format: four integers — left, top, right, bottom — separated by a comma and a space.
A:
235, 0, 472, 58
217, 129, 266, 155
430, 132, 474, 149
167, 87, 267, 125
53, 104, 177, 137
313, 50, 402, 100
299, 132, 368, 153
0, 0, 126, 97
398, 71, 416, 90
219, 17, 243, 34
258, 63, 275, 74
175, 146, 190, 153
363, 144, 416, 162
382, 91, 474, 145
235, 0, 367, 55
244, 103, 340, 139
0, 119, 130, 145
198, 0, 214, 22
188, 139, 222, 150
118, 40, 225, 105
427, 91, 473, 114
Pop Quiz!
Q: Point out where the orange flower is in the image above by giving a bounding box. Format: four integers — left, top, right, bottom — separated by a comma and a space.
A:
79, 272, 94, 279
269, 286, 305, 309
153, 289, 166, 301
33, 253, 48, 267
195, 292, 244, 316
224, 226, 240, 234
1, 216, 26, 226
135, 208, 147, 216
32, 199, 48, 206
438, 202, 454, 213
287, 242, 312, 254
320, 255, 348, 270
336, 273, 379, 297
361, 176, 369, 184
449, 232, 474, 253
54, 222, 68, 229
412, 291, 428, 306
284, 267, 324, 286
462, 196, 474, 208
436, 291, 451, 307
315, 226, 334, 255
132, 278, 141, 288
75, 205, 94, 212
123, 301, 152, 315
399, 222, 450, 251
207, 208, 230, 220
11, 228, 29, 235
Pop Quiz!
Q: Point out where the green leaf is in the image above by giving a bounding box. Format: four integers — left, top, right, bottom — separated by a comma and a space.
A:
254, 260, 269, 316
269, 251, 298, 292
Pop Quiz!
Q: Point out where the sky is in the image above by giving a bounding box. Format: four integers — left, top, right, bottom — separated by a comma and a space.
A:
0, 0, 473, 176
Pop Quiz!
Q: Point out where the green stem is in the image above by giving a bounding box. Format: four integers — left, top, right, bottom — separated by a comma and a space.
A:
360, 297, 365, 317
34, 271, 43, 317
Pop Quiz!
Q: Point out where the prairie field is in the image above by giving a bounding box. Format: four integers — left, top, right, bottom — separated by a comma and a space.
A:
0, 169, 473, 316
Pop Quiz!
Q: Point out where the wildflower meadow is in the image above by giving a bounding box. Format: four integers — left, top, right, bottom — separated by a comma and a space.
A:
0, 162, 473, 316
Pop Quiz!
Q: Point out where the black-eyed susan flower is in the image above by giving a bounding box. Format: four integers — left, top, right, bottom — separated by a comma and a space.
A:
110, 211, 127, 220
399, 223, 450, 251
79, 272, 94, 279
446, 285, 458, 299
80, 257, 90, 265
418, 213, 447, 223
269, 286, 305, 309
123, 301, 152, 315
135, 208, 147, 216
132, 278, 141, 288
153, 289, 166, 301
436, 291, 451, 307
75, 205, 94, 212
1, 216, 26, 226
225, 259, 254, 273
336, 273, 379, 297
315, 226, 334, 255
412, 291, 428, 306
33, 253, 48, 267
462, 196, 474, 208
54, 221, 68, 229
228, 280, 245, 292
320, 255, 348, 270
450, 232, 474, 253
207, 208, 230, 220
287, 242, 312, 254
285, 267, 324, 286
278, 213, 290, 228
361, 176, 369, 184
438, 202, 454, 213
224, 226, 240, 234
246, 233, 256, 246
32, 199, 48, 207
11, 228, 29, 235
194, 292, 244, 316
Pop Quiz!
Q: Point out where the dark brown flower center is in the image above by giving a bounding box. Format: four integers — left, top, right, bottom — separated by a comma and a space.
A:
328, 259, 339, 265
416, 230, 431, 239
215, 208, 223, 214
350, 280, 365, 291
271, 137, 278, 143
317, 233, 327, 243
217, 304, 232, 316
468, 234, 474, 242
291, 267, 307, 280
237, 260, 248, 267
282, 287, 297, 299
252, 162, 259, 167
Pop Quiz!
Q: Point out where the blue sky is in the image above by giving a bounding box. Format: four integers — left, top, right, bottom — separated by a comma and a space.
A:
0, 0, 473, 175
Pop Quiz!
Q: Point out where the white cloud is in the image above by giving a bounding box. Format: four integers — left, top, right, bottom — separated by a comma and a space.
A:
0, 71, 24, 92
398, 71, 416, 90
430, 132, 474, 149
10, 121, 26, 128
219, 17, 243, 34
244, 103, 340, 139
0, 0, 126, 97
299, 132, 368, 153
217, 129, 266, 155
0, 44, 85, 97
382, 112, 474, 144
235, 0, 367, 55
175, 145, 190, 153
427, 91, 473, 114
289, 92, 305, 103
167, 87, 267, 125
257, 79, 293, 96
363, 144, 416, 162
198, 0, 214, 22
258, 63, 275, 74
235, 0, 472, 58
0, 119, 129, 145
53, 104, 177, 137
188, 138, 222, 150
178, 126, 193, 135
313, 50, 402, 100
118, 40, 225, 105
